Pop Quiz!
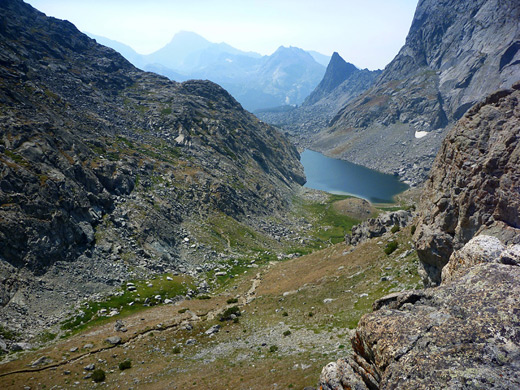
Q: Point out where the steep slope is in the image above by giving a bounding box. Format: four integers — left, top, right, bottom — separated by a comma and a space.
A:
0, 0, 304, 335
256, 53, 380, 145
313, 0, 520, 185
304, 52, 358, 106
415, 84, 520, 286
319, 85, 520, 390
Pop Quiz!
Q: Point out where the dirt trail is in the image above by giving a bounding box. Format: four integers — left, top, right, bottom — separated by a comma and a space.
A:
0, 268, 266, 379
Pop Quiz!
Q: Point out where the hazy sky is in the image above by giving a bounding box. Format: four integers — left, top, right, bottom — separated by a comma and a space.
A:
26, 0, 419, 70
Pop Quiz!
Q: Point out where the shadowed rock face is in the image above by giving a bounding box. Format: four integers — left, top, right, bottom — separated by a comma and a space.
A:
318, 85, 520, 389
415, 83, 520, 286
311, 0, 520, 185
0, 0, 304, 333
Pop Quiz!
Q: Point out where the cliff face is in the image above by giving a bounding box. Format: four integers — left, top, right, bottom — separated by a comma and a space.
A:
0, 0, 304, 333
319, 86, 520, 389
415, 84, 520, 286
312, 0, 520, 185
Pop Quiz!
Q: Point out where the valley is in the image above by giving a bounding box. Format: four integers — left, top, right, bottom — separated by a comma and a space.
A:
0, 190, 421, 390
1, 0, 519, 389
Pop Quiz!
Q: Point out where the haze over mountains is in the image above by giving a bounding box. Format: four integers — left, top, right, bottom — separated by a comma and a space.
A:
90, 31, 329, 112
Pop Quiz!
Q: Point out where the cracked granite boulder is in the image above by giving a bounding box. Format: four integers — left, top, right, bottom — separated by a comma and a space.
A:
320, 262, 520, 390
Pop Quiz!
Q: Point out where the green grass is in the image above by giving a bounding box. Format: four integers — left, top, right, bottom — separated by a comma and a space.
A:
61, 274, 193, 333
301, 194, 359, 246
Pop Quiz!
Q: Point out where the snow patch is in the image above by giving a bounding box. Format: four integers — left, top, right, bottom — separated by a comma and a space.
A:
415, 131, 429, 139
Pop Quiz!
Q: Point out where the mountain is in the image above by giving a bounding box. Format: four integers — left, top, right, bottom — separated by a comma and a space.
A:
320, 83, 520, 390
256, 52, 380, 144
311, 0, 520, 185
90, 32, 327, 111
0, 0, 304, 334
304, 52, 359, 106
142, 31, 262, 73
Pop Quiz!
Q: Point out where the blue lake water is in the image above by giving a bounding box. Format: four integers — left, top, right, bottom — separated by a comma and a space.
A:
300, 149, 408, 203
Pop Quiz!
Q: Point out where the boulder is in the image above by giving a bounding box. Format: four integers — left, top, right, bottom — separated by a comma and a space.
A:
320, 263, 520, 389
105, 336, 122, 345
345, 210, 413, 247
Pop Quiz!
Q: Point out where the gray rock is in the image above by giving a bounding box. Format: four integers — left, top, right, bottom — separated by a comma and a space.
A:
415, 86, 520, 286
11, 342, 32, 352
441, 235, 505, 283
30, 356, 52, 367
84, 363, 95, 371
185, 338, 197, 345
106, 336, 122, 345
204, 325, 221, 335
320, 263, 520, 390
345, 210, 413, 247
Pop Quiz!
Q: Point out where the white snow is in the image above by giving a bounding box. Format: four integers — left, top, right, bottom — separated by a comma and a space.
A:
415, 131, 429, 139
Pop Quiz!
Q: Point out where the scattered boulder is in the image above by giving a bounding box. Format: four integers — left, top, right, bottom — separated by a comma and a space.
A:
345, 210, 412, 247
30, 356, 52, 367
106, 336, 122, 345
204, 325, 221, 336
114, 320, 127, 333
84, 363, 95, 371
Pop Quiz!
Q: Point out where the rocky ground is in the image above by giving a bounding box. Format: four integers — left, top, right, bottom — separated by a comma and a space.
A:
0, 195, 420, 390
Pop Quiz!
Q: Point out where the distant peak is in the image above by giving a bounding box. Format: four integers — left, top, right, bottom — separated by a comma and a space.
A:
168, 31, 209, 44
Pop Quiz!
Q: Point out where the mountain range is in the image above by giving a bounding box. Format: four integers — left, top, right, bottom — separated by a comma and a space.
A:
90, 31, 328, 111
306, 0, 520, 185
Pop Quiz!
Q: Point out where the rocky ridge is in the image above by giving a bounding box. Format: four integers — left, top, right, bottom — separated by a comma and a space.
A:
312, 0, 520, 185
319, 85, 520, 388
0, 0, 304, 338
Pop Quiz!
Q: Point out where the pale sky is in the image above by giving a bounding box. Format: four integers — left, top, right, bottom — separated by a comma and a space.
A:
26, 0, 419, 70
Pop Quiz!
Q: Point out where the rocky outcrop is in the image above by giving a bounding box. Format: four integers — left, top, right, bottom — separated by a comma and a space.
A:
344, 210, 412, 246
319, 85, 520, 389
320, 262, 520, 390
312, 0, 520, 185
0, 0, 304, 337
415, 84, 520, 286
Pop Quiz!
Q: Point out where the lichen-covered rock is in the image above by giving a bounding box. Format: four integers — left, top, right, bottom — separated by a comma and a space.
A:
320, 263, 520, 390
415, 84, 520, 286
441, 235, 502, 281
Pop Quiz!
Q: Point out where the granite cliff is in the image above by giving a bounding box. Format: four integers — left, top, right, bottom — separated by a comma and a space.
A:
319, 85, 520, 389
312, 0, 520, 185
0, 0, 304, 337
